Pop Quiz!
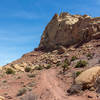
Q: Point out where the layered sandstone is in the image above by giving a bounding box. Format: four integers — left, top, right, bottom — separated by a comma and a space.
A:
38, 12, 100, 51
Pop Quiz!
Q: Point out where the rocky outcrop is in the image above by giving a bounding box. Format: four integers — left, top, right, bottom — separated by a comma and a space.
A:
38, 12, 100, 51
0, 96, 5, 100
75, 66, 100, 88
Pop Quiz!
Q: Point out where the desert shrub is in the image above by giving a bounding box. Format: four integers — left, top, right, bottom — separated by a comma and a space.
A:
67, 84, 82, 95
2, 80, 7, 83
72, 71, 82, 84
17, 76, 21, 79
6, 68, 15, 74
27, 82, 35, 87
98, 59, 100, 64
35, 65, 43, 70
25, 67, 31, 72
75, 71, 82, 77
62, 63, 69, 69
64, 59, 70, 66
86, 53, 93, 60
71, 56, 77, 61
27, 74, 36, 78
75, 60, 88, 68
17, 88, 27, 96
62, 61, 69, 73
45, 64, 51, 69
56, 62, 61, 66
27, 87, 32, 92
21, 93, 37, 100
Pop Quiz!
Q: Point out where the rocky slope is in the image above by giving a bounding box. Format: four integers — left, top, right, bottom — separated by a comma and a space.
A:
0, 12, 100, 100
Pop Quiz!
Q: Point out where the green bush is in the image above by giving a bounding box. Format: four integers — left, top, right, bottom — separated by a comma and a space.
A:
17, 88, 27, 96
62, 63, 69, 69
62, 62, 69, 73
45, 64, 51, 69
71, 56, 77, 61
75, 60, 88, 68
35, 65, 43, 70
25, 67, 31, 72
27, 74, 36, 78
6, 68, 15, 74
62, 59, 70, 71
2, 80, 7, 83
21, 93, 37, 100
86, 53, 93, 59
64, 59, 70, 66
56, 62, 61, 66
75, 71, 82, 77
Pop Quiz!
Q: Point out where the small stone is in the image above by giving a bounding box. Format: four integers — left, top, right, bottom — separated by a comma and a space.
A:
89, 87, 95, 91
6, 96, 12, 99
58, 46, 66, 54
88, 95, 93, 98
67, 84, 82, 95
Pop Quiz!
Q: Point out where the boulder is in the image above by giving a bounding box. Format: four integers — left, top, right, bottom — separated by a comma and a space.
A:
3, 65, 15, 71
13, 64, 25, 72
0, 67, 2, 70
67, 84, 83, 95
57, 46, 66, 54
75, 66, 100, 88
0, 96, 5, 100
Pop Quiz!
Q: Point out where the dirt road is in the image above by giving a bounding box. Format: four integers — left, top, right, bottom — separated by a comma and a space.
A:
36, 68, 89, 100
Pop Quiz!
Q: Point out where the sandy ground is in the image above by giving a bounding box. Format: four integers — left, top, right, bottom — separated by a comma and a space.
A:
34, 68, 99, 100
0, 67, 100, 100
0, 39, 100, 100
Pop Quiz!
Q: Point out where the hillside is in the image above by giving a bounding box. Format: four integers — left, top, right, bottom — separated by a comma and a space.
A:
0, 12, 100, 100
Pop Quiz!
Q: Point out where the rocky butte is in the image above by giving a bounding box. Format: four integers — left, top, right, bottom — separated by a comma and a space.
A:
38, 12, 100, 51
0, 12, 100, 100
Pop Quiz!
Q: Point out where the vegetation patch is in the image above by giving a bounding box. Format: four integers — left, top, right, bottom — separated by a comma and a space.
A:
35, 65, 43, 70
27, 73, 36, 78
62, 60, 70, 73
17, 88, 27, 96
86, 53, 93, 60
71, 56, 78, 61
75, 60, 88, 68
75, 71, 82, 77
25, 67, 31, 72
56, 62, 61, 66
21, 93, 37, 100
45, 64, 51, 69
64, 59, 70, 66
6, 68, 15, 74
2, 80, 7, 83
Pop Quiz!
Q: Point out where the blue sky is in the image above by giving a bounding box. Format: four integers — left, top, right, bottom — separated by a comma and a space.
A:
0, 0, 100, 66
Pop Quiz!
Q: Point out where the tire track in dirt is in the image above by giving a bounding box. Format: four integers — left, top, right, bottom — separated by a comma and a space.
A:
36, 68, 90, 100
38, 68, 67, 100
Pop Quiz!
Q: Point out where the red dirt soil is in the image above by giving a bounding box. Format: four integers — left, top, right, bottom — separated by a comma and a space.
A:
0, 39, 100, 100
34, 68, 98, 100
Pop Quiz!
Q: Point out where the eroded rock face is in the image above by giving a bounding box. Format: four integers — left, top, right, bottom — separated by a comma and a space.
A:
38, 12, 100, 51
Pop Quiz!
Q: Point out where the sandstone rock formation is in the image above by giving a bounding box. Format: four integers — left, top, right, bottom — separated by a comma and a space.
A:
0, 96, 5, 100
38, 12, 100, 51
75, 66, 100, 88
